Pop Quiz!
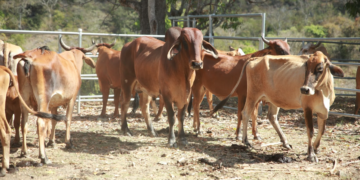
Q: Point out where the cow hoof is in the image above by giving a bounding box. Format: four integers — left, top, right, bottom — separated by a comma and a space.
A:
11, 142, 22, 148
253, 136, 262, 140
46, 141, 56, 148
283, 144, 292, 150
179, 138, 188, 146
41, 158, 52, 165
0, 168, 6, 177
307, 155, 318, 163
20, 151, 28, 158
65, 143, 74, 149
7, 165, 18, 174
150, 131, 158, 137
211, 113, 218, 118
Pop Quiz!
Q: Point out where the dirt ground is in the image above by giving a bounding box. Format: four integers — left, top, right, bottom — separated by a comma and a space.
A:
2, 96, 360, 180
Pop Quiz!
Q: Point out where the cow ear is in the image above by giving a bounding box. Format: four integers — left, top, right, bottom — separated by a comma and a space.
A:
202, 40, 218, 59
91, 48, 98, 56
329, 64, 344, 77
13, 52, 26, 59
167, 39, 181, 60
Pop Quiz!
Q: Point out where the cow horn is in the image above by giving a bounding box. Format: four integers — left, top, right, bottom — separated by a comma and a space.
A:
284, 37, 288, 43
313, 41, 322, 48
82, 42, 97, 52
261, 35, 270, 45
59, 36, 72, 51
109, 39, 116, 47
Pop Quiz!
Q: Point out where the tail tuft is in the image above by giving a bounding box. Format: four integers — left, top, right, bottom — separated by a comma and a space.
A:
131, 92, 140, 114
211, 96, 230, 115
36, 112, 66, 121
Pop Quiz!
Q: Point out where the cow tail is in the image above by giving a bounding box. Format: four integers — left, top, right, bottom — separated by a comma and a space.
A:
22, 60, 31, 76
211, 60, 251, 115
2, 67, 66, 121
131, 92, 140, 114
3, 43, 9, 68
187, 93, 193, 115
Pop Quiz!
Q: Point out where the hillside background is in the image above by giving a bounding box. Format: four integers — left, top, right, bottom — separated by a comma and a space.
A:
0, 0, 359, 95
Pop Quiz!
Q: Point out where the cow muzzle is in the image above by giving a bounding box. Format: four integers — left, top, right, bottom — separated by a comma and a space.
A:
190, 61, 203, 70
300, 86, 315, 95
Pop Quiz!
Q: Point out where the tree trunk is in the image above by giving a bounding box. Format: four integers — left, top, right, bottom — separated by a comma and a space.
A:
140, 0, 150, 34
148, 0, 157, 34
155, 0, 166, 35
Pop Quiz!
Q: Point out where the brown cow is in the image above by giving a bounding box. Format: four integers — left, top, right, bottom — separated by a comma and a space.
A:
219, 52, 344, 162
119, 27, 218, 146
5, 75, 21, 147
0, 66, 62, 176
88, 41, 163, 120
193, 36, 291, 139
14, 45, 91, 164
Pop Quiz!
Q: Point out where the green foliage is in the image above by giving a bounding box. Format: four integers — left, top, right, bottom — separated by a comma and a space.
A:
242, 46, 257, 54
9, 34, 26, 47
304, 25, 327, 38
345, 0, 360, 18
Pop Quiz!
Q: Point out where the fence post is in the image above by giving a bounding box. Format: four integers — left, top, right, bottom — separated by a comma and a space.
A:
58, 29, 62, 53
192, 18, 196, 28
260, 13, 266, 50
209, 14, 214, 46
77, 28, 82, 114
187, 16, 190, 27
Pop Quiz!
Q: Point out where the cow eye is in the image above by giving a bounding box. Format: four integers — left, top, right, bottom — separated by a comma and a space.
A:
317, 67, 323, 73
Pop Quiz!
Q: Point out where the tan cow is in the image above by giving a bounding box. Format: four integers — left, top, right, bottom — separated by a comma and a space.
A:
0, 66, 62, 176
221, 52, 344, 162
0, 40, 23, 74
14, 45, 91, 164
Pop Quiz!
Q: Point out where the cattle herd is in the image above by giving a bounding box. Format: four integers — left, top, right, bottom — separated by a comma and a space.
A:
0, 27, 347, 176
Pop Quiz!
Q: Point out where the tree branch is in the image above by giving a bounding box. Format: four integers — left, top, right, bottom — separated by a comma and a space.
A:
119, 0, 141, 13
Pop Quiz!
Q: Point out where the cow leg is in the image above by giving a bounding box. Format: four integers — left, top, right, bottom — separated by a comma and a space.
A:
20, 111, 29, 157
150, 98, 158, 117
304, 107, 317, 163
267, 104, 291, 149
47, 108, 58, 148
100, 84, 110, 117
235, 96, 246, 141
113, 88, 121, 117
164, 98, 176, 147
313, 113, 327, 155
192, 85, 206, 134
37, 117, 51, 164
177, 104, 188, 146
0, 112, 11, 176
120, 85, 133, 136
64, 99, 75, 149
12, 110, 21, 147
206, 91, 218, 118
139, 93, 157, 137
241, 96, 259, 147
154, 96, 164, 122
251, 102, 261, 140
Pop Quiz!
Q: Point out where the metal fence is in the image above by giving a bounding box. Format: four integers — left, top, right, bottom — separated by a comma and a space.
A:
1, 13, 360, 118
